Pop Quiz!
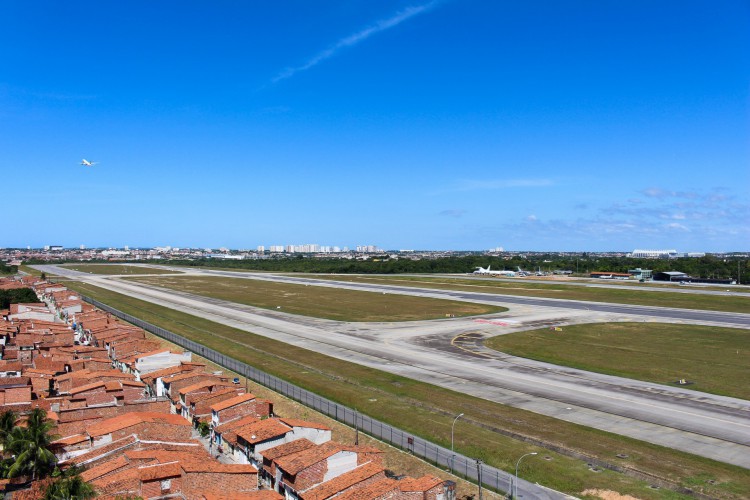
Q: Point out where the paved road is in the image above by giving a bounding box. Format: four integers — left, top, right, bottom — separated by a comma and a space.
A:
39, 264, 750, 470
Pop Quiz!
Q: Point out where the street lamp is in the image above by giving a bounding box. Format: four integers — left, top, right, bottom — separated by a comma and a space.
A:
450, 413, 464, 472
514, 452, 537, 499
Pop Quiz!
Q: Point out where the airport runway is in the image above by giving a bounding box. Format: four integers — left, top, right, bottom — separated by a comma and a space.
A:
38, 264, 750, 469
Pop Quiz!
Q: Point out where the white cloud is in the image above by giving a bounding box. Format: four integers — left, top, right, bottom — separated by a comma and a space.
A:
526, 214, 538, 222
666, 222, 690, 231
273, 1, 441, 83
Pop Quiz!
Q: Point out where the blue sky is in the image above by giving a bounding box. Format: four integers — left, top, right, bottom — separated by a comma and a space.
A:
1, 1, 748, 251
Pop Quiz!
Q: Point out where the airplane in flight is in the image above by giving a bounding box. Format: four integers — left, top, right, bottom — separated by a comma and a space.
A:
80, 159, 98, 167
473, 266, 516, 277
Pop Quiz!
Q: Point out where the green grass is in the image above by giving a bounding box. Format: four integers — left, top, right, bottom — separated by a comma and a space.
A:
123, 275, 505, 322
61, 280, 750, 499
62, 263, 180, 275
303, 274, 750, 313
485, 322, 750, 400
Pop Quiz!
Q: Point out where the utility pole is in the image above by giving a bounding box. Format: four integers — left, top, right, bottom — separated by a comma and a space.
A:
354, 409, 359, 445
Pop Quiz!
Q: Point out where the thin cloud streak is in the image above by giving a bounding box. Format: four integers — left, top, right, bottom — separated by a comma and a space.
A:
455, 178, 554, 192
272, 1, 441, 83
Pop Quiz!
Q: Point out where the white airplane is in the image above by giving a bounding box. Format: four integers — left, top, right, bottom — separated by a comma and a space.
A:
80, 159, 98, 167
473, 265, 516, 277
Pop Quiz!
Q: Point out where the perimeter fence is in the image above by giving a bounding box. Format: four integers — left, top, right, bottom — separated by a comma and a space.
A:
82, 295, 518, 496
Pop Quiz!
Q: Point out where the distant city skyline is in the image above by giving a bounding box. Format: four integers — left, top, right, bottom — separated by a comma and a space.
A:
1, 1, 747, 252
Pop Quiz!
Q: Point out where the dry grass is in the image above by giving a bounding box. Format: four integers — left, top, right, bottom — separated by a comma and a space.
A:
124, 275, 505, 322
63, 263, 180, 275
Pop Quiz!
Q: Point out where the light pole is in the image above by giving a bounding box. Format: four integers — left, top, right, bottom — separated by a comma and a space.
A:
514, 452, 537, 499
450, 412, 464, 472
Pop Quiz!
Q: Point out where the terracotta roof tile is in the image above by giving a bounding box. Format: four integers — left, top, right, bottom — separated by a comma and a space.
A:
235, 419, 292, 445
398, 474, 444, 492
80, 455, 130, 482
87, 412, 190, 437
139, 461, 182, 481
302, 462, 385, 500
274, 442, 342, 475
259, 439, 315, 462
210, 392, 255, 412
334, 477, 398, 500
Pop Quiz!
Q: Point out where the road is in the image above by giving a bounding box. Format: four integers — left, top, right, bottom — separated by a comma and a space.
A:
38, 264, 750, 470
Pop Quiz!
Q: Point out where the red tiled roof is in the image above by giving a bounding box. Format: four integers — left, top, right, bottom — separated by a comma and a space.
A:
335, 477, 398, 500
302, 461, 385, 500
210, 392, 255, 412
178, 379, 234, 396
274, 442, 342, 475
87, 412, 190, 437
398, 474, 444, 492
259, 439, 315, 463
52, 433, 88, 446
139, 461, 182, 481
80, 455, 130, 482
235, 419, 292, 445
202, 491, 282, 500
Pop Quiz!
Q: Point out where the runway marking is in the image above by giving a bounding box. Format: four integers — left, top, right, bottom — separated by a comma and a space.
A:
472, 318, 521, 327
451, 332, 494, 358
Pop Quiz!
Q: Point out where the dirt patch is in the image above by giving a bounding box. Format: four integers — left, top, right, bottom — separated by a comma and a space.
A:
582, 489, 641, 500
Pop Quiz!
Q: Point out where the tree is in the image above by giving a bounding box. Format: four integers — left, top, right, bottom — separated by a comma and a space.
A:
43, 467, 96, 500
0, 409, 17, 450
7, 408, 58, 481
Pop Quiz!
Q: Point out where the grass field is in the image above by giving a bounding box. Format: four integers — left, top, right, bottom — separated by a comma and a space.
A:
124, 275, 505, 322
485, 322, 750, 400
61, 280, 750, 499
63, 263, 180, 275
304, 274, 750, 313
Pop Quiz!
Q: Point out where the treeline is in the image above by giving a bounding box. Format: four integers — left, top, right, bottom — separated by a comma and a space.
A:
0, 262, 17, 275
0, 288, 40, 309
166, 254, 748, 280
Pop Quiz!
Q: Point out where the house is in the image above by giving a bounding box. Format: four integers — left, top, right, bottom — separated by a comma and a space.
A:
334, 474, 455, 500
273, 442, 385, 499
82, 447, 259, 500
232, 418, 295, 465
84, 411, 192, 449
8, 303, 55, 322
278, 418, 331, 445
211, 393, 273, 428
258, 439, 317, 490
140, 361, 206, 397
116, 348, 193, 380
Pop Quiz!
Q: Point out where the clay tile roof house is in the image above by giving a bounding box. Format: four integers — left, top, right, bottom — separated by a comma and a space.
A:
257, 439, 316, 488
273, 441, 349, 496
182, 387, 242, 422
116, 348, 193, 381
140, 362, 205, 397
210, 393, 273, 428
231, 418, 294, 465
212, 413, 260, 451
83, 411, 192, 449
334, 474, 454, 500
277, 418, 332, 446
85, 448, 259, 499
300, 460, 386, 500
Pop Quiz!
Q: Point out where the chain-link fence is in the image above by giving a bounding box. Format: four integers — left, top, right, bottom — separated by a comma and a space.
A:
82, 295, 519, 495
